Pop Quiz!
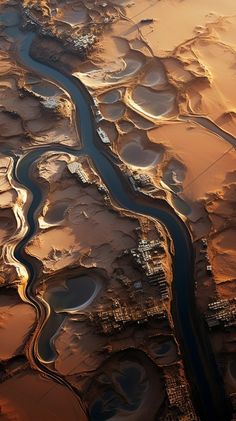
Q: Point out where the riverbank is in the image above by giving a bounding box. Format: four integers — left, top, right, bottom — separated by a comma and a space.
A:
30, 9, 236, 292
18, 23, 232, 421
0, 2, 234, 421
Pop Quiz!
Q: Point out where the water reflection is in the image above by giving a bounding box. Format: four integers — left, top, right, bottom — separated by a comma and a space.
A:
48, 276, 98, 312
38, 276, 100, 362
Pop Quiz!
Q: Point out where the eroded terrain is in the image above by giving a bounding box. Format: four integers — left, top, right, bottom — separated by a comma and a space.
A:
0, 1, 235, 420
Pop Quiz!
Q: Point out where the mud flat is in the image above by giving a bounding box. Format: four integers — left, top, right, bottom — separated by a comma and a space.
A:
129, 86, 176, 119
48, 276, 100, 312
119, 131, 163, 168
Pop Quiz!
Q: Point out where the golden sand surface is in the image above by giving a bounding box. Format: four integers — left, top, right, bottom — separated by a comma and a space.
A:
44, 0, 235, 253
0, 35, 78, 150
56, 0, 236, 295
31, 0, 235, 309
21, 1, 236, 411
26, 151, 172, 283
0, 0, 235, 418
24, 152, 176, 417
0, 368, 87, 421
0, 155, 28, 286
26, 152, 140, 276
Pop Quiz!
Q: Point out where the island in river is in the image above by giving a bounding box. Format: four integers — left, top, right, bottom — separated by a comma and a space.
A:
0, 1, 235, 421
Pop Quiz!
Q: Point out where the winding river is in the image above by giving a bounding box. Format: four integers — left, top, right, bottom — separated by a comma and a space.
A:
3, 9, 233, 421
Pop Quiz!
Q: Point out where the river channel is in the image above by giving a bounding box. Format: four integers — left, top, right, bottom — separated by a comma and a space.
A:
3, 9, 233, 421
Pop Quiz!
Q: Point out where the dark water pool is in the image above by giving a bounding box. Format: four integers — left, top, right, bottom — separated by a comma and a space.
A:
90, 363, 147, 420
49, 276, 97, 312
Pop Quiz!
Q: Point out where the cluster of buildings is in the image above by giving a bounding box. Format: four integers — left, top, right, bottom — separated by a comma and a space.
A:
129, 239, 164, 274
91, 98, 111, 145
40, 96, 60, 110
161, 369, 200, 421
92, 98, 104, 123
115, 270, 144, 293
90, 298, 167, 335
129, 172, 153, 192
65, 32, 96, 53
205, 298, 236, 329
67, 162, 112, 207
125, 239, 169, 300
97, 127, 110, 144
198, 237, 212, 276
67, 161, 90, 184
22, 6, 97, 56
22, 6, 52, 35
231, 394, 236, 421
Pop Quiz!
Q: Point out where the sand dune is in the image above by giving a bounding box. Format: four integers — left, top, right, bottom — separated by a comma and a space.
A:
26, 153, 139, 276
0, 47, 78, 149
29, 0, 236, 301
0, 0, 235, 417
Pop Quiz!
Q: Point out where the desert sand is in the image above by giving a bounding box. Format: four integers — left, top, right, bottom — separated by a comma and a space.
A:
54, 0, 236, 301
26, 152, 140, 276
0, 292, 35, 361
0, 368, 87, 421
0, 155, 28, 286
0, 0, 235, 419
0, 39, 78, 150
20, 149, 181, 418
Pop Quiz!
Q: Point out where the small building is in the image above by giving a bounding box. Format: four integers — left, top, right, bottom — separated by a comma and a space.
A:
133, 281, 143, 290
206, 317, 220, 329
97, 127, 110, 144
95, 111, 104, 122
206, 265, 212, 275
67, 162, 89, 184
140, 18, 154, 24
92, 98, 104, 122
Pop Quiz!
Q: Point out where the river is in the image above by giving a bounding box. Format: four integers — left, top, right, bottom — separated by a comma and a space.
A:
3, 9, 232, 421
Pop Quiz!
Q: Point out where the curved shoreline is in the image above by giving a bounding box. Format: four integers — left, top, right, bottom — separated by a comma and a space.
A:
179, 114, 236, 149
5, 145, 88, 412
4, 14, 232, 421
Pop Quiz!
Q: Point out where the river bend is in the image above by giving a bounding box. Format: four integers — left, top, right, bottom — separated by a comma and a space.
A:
4, 13, 232, 421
